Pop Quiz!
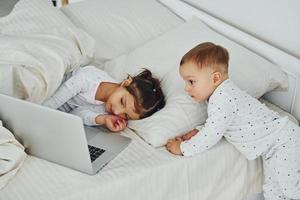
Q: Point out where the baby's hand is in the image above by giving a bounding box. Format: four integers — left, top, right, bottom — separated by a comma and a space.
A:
104, 115, 127, 132
166, 138, 183, 155
180, 129, 199, 141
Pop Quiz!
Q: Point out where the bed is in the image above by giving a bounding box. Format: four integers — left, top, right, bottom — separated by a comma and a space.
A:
0, 0, 299, 200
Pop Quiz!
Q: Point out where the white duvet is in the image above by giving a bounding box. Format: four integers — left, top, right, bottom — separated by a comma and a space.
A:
0, 120, 26, 190
0, 28, 94, 104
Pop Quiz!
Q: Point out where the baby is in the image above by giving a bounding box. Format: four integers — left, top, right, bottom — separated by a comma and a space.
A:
166, 42, 300, 200
44, 66, 165, 132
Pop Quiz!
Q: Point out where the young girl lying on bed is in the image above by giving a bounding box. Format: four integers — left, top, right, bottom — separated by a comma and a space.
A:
166, 42, 300, 200
43, 66, 165, 132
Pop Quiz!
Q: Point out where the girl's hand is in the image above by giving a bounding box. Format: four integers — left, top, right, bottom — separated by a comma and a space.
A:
104, 115, 127, 132
166, 138, 183, 155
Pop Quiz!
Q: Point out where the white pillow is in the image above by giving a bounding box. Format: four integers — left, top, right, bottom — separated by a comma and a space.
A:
0, 0, 95, 103
103, 18, 288, 147
0, 0, 75, 34
129, 69, 207, 147
61, 0, 183, 64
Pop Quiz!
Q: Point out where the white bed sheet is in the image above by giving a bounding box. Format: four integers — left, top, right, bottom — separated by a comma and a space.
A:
3, 99, 298, 200
0, 97, 297, 200
1, 127, 262, 200
3, 100, 297, 200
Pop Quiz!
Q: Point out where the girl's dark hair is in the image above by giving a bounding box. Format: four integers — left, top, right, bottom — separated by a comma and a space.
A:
125, 69, 165, 119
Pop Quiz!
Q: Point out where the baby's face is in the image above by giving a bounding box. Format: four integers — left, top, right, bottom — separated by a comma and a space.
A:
179, 61, 216, 102
105, 86, 140, 120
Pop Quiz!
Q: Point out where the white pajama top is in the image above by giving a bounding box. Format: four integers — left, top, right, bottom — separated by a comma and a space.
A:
43, 66, 117, 125
180, 79, 290, 160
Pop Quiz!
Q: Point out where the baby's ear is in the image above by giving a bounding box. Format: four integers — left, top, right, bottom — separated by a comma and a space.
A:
121, 76, 133, 86
212, 72, 222, 85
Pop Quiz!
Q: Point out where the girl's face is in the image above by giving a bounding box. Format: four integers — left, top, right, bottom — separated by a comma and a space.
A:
105, 81, 140, 120
179, 61, 217, 102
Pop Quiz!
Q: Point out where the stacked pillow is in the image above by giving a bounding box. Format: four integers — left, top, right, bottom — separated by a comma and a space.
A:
0, 0, 75, 34
61, 0, 183, 64
103, 18, 288, 147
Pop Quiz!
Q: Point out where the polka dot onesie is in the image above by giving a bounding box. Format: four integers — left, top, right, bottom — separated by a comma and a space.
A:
180, 79, 300, 200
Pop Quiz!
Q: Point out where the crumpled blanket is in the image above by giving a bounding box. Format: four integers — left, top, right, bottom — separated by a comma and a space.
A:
0, 120, 26, 189
0, 27, 95, 104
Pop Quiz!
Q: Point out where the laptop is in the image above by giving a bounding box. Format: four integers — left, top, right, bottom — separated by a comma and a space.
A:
0, 94, 131, 175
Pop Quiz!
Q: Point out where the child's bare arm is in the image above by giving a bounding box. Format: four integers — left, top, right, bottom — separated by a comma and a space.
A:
95, 115, 106, 125
166, 138, 183, 155
177, 129, 199, 141
167, 129, 198, 155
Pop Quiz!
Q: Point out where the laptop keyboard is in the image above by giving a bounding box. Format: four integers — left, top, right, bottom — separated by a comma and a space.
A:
88, 145, 106, 162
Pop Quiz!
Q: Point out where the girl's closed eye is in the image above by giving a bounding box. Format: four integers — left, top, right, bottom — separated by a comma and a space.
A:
121, 97, 130, 119
121, 97, 126, 107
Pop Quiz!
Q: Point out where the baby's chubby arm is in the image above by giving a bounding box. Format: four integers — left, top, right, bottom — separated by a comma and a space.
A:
179, 92, 236, 156
166, 138, 183, 155
166, 129, 199, 155
176, 129, 199, 141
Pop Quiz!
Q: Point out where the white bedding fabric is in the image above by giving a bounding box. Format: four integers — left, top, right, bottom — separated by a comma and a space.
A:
1, 100, 297, 199
0, 120, 26, 190
0, 28, 94, 104
0, 129, 262, 200
0, 0, 96, 104
61, 0, 183, 64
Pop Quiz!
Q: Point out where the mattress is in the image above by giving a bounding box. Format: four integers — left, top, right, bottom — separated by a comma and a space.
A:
1, 99, 298, 200
0, 131, 261, 200
0, 130, 258, 199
